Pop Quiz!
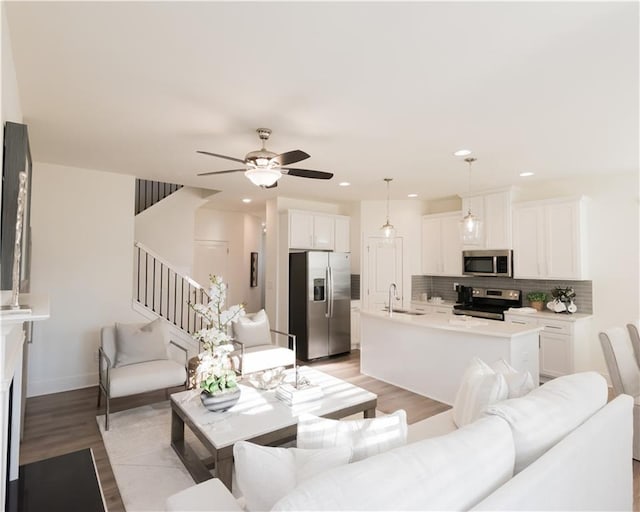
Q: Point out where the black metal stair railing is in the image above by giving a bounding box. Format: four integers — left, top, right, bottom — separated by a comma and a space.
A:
135, 179, 183, 215
133, 242, 209, 335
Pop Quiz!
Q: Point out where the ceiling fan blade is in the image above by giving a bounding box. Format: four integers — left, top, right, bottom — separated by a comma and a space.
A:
282, 168, 334, 180
196, 150, 246, 164
265, 181, 278, 189
197, 168, 246, 176
270, 150, 310, 166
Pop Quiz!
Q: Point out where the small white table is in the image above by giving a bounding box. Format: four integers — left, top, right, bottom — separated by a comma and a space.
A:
170, 366, 377, 490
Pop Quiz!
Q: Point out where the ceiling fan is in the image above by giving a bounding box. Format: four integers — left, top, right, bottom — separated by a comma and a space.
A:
196, 128, 334, 188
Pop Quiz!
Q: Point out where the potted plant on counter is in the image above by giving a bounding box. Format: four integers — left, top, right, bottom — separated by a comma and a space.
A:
526, 291, 548, 312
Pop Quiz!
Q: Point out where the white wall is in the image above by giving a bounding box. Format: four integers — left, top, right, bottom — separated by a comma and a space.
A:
28, 163, 145, 396
135, 187, 212, 277
194, 207, 264, 312
1, 3, 23, 215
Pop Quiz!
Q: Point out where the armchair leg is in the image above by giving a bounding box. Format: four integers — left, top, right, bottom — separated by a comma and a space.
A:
105, 395, 110, 431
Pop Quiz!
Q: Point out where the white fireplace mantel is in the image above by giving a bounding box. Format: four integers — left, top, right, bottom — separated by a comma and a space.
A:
0, 292, 49, 510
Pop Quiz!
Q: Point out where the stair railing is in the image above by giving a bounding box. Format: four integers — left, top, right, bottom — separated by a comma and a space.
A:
135, 179, 183, 215
133, 241, 209, 335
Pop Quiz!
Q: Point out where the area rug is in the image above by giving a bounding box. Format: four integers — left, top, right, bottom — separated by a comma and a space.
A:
98, 403, 434, 511
97, 401, 212, 511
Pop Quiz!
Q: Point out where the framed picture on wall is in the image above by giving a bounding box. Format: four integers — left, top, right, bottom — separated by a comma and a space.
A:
250, 252, 258, 287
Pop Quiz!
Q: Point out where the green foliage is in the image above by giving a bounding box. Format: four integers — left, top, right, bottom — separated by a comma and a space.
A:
526, 291, 548, 302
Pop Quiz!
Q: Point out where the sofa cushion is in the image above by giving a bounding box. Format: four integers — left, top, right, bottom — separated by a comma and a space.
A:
297, 410, 407, 462
233, 441, 352, 512
453, 357, 508, 427
114, 319, 169, 367
491, 359, 535, 398
109, 359, 186, 398
230, 346, 295, 375
233, 309, 271, 348
273, 415, 515, 511
485, 371, 608, 473
165, 478, 242, 512
406, 409, 456, 444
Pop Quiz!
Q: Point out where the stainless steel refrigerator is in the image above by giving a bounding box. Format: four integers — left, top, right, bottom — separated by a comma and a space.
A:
289, 251, 351, 361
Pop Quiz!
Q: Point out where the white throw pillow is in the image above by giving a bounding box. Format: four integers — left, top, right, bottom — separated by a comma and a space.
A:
491, 359, 535, 398
273, 416, 515, 511
114, 318, 169, 367
452, 357, 508, 427
486, 371, 608, 473
233, 309, 271, 348
296, 410, 407, 462
233, 441, 351, 512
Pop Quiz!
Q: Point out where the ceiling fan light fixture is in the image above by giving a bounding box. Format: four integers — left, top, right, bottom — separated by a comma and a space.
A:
244, 167, 282, 187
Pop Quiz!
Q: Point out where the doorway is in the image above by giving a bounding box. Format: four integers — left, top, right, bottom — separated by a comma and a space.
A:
192, 240, 229, 290
363, 236, 404, 311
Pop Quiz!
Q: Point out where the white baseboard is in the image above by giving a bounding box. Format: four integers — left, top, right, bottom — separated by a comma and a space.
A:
27, 372, 98, 397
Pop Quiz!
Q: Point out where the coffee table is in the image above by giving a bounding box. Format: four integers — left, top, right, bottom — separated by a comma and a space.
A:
170, 366, 377, 491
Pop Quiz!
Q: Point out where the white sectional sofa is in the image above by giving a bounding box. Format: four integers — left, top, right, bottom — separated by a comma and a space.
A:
166, 372, 633, 511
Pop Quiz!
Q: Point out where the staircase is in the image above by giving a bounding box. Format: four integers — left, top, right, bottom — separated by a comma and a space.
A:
133, 241, 209, 337
135, 178, 183, 215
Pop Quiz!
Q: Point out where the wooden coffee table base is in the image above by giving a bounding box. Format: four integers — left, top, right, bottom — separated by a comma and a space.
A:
170, 398, 377, 491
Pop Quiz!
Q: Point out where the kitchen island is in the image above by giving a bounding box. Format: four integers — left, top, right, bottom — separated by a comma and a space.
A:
360, 310, 542, 405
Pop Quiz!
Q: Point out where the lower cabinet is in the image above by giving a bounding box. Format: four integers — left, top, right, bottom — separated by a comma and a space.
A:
504, 312, 591, 378
410, 302, 454, 315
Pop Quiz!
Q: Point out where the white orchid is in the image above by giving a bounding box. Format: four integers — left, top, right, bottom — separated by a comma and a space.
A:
189, 275, 245, 393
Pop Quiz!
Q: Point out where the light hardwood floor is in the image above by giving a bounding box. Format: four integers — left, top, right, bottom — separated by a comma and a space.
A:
20, 350, 639, 511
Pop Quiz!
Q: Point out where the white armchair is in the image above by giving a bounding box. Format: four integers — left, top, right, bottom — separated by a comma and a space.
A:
98, 318, 188, 430
627, 321, 640, 367
599, 326, 640, 460
230, 309, 296, 377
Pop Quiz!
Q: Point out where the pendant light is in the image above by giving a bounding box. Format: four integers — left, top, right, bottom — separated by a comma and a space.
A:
460, 157, 483, 244
380, 178, 396, 239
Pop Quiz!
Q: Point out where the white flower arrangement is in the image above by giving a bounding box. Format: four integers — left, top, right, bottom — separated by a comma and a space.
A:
190, 275, 244, 394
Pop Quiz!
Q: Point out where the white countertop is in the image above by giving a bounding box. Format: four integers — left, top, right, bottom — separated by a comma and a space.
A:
410, 299, 457, 307
361, 309, 542, 338
505, 308, 592, 322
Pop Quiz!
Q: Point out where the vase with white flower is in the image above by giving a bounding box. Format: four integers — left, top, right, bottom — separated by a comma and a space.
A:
190, 275, 244, 412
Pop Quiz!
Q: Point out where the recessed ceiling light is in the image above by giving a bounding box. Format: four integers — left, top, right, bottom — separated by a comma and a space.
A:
339, 182, 351, 187
407, 193, 418, 198
242, 198, 252, 203
519, 172, 535, 177
453, 149, 472, 157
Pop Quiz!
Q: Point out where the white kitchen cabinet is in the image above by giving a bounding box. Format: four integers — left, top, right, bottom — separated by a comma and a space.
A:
461, 188, 513, 249
410, 302, 454, 315
334, 215, 350, 253
350, 301, 361, 349
421, 212, 462, 276
288, 210, 348, 251
512, 196, 589, 280
504, 311, 591, 379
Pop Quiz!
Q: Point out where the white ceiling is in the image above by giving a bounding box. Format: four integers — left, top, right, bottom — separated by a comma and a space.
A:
5, 1, 638, 213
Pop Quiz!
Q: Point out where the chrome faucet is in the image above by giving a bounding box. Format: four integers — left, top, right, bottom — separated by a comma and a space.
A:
388, 282, 400, 316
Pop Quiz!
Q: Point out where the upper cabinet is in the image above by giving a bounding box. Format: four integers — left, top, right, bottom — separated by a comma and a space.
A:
512, 196, 589, 280
461, 188, 513, 249
421, 212, 463, 276
334, 215, 350, 253
288, 210, 350, 252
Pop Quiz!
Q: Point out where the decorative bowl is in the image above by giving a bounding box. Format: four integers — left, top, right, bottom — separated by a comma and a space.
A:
200, 387, 241, 412
248, 367, 286, 390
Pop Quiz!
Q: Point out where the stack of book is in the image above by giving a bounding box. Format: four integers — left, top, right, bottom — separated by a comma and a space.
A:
275, 383, 323, 405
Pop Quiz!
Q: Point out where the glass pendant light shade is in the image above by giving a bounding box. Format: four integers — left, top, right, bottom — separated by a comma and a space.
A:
459, 157, 482, 244
380, 178, 395, 239
460, 209, 483, 244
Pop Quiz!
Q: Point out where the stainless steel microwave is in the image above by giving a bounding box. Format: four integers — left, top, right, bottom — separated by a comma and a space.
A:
462, 250, 513, 277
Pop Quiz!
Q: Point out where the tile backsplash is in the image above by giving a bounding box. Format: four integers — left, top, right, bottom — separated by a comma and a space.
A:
351, 274, 360, 300
412, 275, 592, 313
